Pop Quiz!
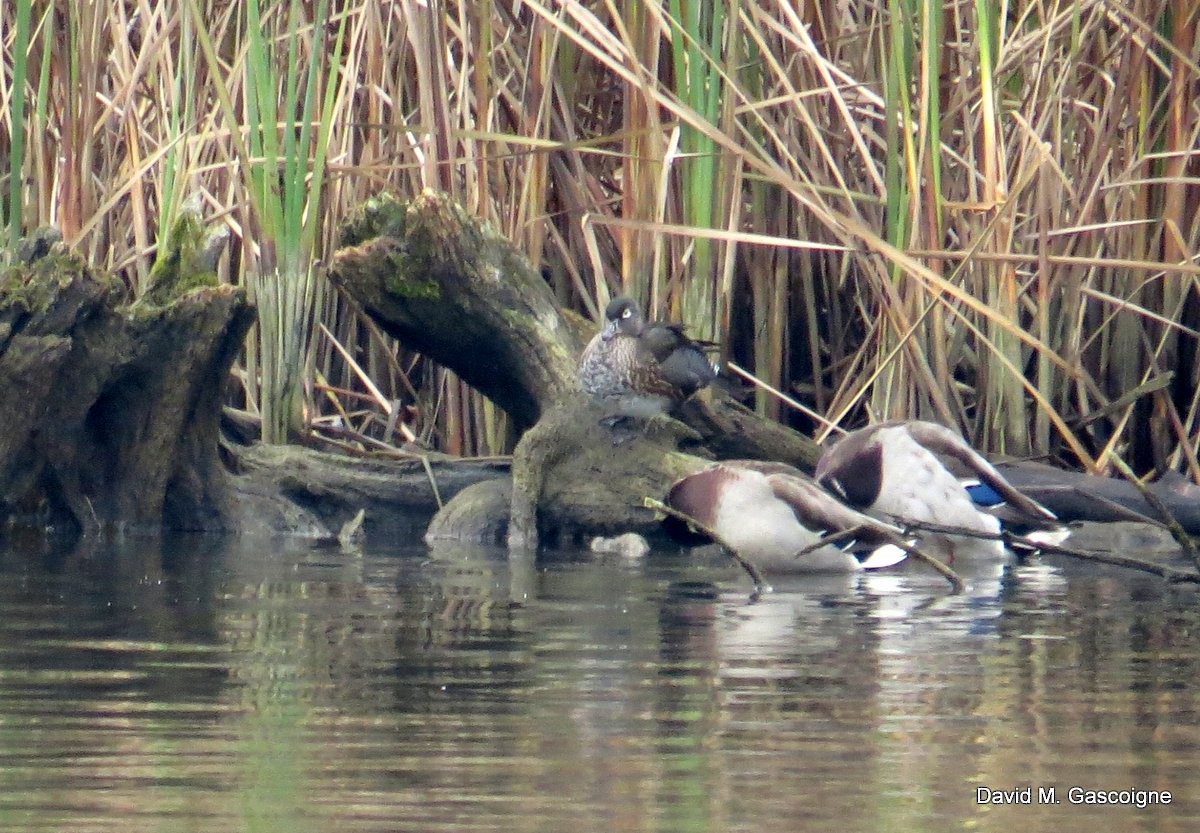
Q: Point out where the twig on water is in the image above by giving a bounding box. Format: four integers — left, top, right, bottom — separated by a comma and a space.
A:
643, 496, 771, 599
893, 517, 1200, 585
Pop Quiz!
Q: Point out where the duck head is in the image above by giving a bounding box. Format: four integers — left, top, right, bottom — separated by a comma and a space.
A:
601, 296, 646, 341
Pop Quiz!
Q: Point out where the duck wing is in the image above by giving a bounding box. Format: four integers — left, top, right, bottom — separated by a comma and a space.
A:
766, 473, 901, 542
903, 421, 1058, 523
640, 323, 717, 395
638, 322, 688, 362
766, 473, 908, 569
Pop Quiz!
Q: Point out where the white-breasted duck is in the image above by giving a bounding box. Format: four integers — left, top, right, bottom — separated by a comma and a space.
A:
814, 420, 1067, 561
665, 461, 909, 574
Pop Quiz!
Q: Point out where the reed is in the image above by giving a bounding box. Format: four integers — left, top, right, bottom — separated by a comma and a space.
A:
1, 0, 1198, 477
665, 0, 726, 343
185, 0, 345, 443
3, 0, 32, 257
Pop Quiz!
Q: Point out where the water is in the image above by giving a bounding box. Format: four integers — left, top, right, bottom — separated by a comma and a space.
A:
0, 533, 1196, 832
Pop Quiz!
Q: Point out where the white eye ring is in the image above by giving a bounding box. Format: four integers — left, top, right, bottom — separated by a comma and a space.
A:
622, 308, 632, 318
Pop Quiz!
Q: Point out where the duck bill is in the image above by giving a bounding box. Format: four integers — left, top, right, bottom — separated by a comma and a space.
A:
600, 319, 620, 341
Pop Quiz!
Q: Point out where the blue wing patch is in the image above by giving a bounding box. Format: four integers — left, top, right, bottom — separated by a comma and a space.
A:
963, 479, 1005, 507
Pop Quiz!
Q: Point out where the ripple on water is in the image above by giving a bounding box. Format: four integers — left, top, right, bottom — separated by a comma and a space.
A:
0, 538, 1197, 832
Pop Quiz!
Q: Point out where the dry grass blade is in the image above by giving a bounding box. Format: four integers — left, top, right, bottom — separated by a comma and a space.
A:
318, 322, 417, 444
4, 0, 1200, 477
725, 361, 843, 433
420, 455, 444, 511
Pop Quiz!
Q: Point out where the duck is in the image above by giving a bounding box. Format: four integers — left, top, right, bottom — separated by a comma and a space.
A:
813, 420, 1067, 562
665, 461, 909, 574
577, 296, 717, 419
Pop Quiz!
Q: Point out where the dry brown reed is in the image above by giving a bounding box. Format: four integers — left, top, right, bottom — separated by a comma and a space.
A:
2, 0, 1198, 476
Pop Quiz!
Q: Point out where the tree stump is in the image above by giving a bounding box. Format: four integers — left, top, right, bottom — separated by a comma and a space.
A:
0, 223, 506, 541
0, 231, 254, 534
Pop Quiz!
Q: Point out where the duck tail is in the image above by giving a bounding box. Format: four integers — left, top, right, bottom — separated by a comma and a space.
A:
856, 542, 909, 570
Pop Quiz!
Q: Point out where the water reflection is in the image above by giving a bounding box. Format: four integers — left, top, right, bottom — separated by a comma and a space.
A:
0, 534, 1196, 832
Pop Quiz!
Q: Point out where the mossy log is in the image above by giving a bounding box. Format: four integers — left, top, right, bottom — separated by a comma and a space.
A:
0, 231, 253, 534
225, 442, 510, 539
329, 190, 582, 432
330, 190, 823, 546
0, 225, 506, 540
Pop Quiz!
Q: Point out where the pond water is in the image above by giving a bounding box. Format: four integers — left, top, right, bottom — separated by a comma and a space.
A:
0, 533, 1196, 833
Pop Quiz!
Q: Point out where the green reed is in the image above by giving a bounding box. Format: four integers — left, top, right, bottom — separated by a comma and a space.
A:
4, 1, 1200, 474
187, 0, 344, 443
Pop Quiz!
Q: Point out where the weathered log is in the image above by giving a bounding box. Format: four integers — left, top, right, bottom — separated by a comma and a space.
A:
0, 232, 253, 534
330, 190, 822, 545
998, 461, 1200, 533
0, 224, 510, 541
226, 442, 509, 539
330, 191, 583, 432
506, 398, 711, 547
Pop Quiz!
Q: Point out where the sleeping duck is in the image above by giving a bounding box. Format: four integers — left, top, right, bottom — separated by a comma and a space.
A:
814, 420, 1067, 561
665, 461, 909, 574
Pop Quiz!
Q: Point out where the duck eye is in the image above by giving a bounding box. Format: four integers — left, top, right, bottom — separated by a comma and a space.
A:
622, 308, 632, 318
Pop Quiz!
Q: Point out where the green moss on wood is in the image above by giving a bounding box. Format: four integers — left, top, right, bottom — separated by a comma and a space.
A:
138, 210, 220, 308
339, 193, 409, 246
384, 268, 442, 300
1, 246, 113, 317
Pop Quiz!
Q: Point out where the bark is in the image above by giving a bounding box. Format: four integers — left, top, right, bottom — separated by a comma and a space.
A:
0, 225, 507, 541
225, 442, 509, 539
0, 232, 253, 533
329, 190, 583, 432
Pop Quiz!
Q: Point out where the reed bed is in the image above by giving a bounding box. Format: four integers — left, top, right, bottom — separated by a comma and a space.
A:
1, 0, 1198, 477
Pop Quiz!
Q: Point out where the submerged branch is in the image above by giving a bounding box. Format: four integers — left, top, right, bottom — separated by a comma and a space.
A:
895, 518, 1200, 585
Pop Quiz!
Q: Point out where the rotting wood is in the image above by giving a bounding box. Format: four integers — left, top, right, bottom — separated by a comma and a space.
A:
0, 228, 253, 535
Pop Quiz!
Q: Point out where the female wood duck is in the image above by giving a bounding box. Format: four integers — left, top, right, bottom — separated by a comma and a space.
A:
665, 461, 909, 573
577, 296, 717, 418
814, 420, 1066, 561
